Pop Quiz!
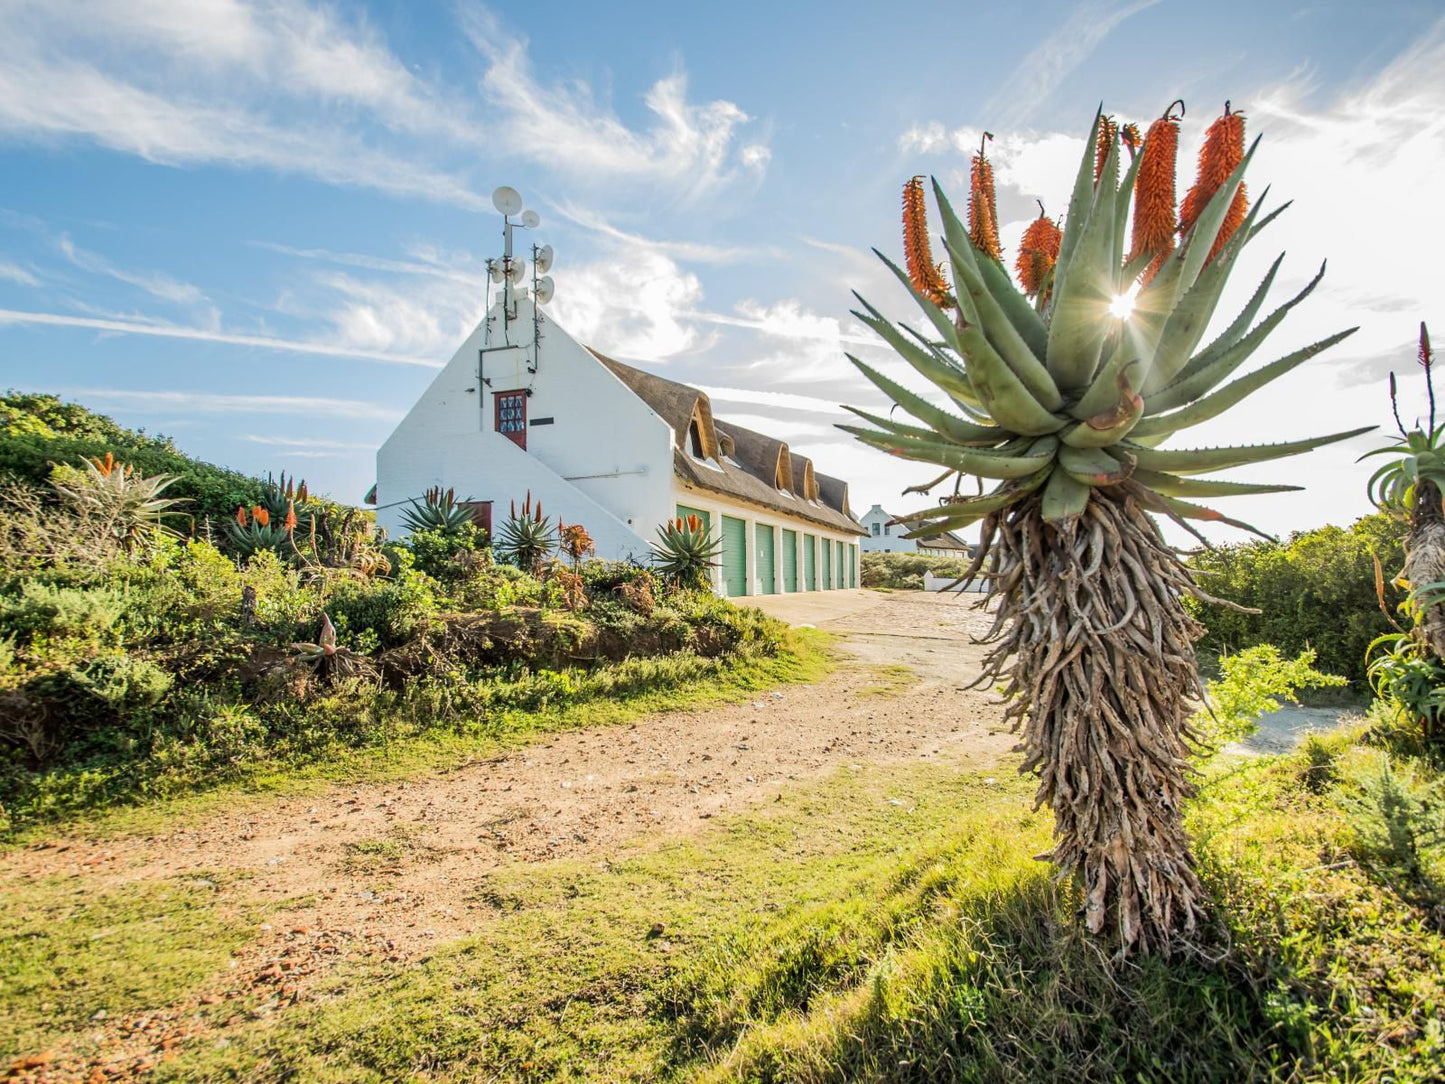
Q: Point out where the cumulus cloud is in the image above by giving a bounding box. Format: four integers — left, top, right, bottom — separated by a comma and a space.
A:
461, 7, 769, 203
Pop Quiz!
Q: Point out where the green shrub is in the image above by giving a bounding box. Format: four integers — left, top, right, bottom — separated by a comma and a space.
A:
405, 524, 488, 582
1188, 514, 1406, 686
860, 551, 972, 590
1341, 756, 1445, 918
1192, 644, 1347, 749
0, 582, 126, 645
0, 392, 263, 519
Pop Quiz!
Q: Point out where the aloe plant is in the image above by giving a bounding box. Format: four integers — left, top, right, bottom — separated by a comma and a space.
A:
401, 486, 476, 535
650, 514, 721, 589
844, 104, 1369, 955
496, 491, 556, 572
52, 452, 186, 551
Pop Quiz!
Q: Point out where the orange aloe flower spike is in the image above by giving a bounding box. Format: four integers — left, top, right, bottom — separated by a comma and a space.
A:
236, 506, 248, 526
1014, 200, 1062, 300
1179, 101, 1247, 263
253, 506, 270, 527
1095, 116, 1118, 184
1129, 101, 1183, 285
902, 176, 953, 308
968, 132, 1002, 262
284, 500, 298, 532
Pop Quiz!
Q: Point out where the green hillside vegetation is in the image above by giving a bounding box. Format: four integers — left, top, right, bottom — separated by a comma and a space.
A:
0, 394, 814, 836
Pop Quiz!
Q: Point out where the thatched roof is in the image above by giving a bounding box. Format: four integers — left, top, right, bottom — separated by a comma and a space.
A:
594, 352, 865, 536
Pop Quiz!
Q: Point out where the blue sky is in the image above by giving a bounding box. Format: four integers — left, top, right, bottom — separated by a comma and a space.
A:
1, 0, 1442, 540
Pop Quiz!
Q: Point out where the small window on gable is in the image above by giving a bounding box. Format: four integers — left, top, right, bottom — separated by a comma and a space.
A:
495, 390, 527, 449
688, 420, 706, 459
884, 524, 892, 536
872, 523, 881, 536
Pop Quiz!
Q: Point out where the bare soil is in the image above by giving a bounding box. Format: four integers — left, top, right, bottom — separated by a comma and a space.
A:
3, 590, 1013, 1081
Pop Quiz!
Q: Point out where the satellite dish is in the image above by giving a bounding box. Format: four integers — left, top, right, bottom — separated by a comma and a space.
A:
491, 186, 523, 216
535, 244, 554, 274
506, 258, 526, 284
535, 275, 555, 304
520, 209, 541, 229
488, 262, 503, 284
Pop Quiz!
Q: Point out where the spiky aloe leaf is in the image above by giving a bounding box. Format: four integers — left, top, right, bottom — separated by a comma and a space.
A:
1046, 134, 1121, 391
846, 428, 1056, 478
1132, 328, 1358, 440
845, 356, 1004, 445
1124, 428, 1373, 475
1146, 262, 1330, 414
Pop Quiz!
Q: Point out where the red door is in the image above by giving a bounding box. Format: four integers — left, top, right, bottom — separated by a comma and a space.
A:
495, 390, 527, 449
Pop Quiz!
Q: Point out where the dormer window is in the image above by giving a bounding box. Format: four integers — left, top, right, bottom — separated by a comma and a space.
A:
689, 419, 706, 459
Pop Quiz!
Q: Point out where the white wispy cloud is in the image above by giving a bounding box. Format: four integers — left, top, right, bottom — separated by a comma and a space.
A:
0, 308, 441, 367
248, 241, 482, 285
981, 0, 1162, 127
0, 259, 39, 286
550, 202, 763, 264
243, 434, 378, 449
62, 387, 403, 421
57, 234, 212, 312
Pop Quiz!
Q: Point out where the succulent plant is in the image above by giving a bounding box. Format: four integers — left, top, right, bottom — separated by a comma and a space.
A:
52, 452, 186, 551
650, 514, 721, 590
843, 104, 1371, 956
1364, 324, 1445, 662
495, 491, 556, 572
226, 503, 297, 559
401, 486, 477, 535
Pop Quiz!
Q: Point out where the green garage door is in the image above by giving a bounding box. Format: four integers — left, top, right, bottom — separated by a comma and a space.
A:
850, 545, 858, 587
721, 515, 748, 597
820, 537, 832, 590
781, 529, 798, 592
756, 524, 776, 594
835, 541, 846, 589
802, 534, 816, 590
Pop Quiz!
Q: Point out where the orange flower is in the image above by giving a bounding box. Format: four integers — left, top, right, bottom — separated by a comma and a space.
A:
1095, 116, 1118, 184
252, 506, 270, 527
283, 500, 298, 532
1129, 103, 1183, 285
1014, 204, 1062, 300
297, 482, 309, 503
969, 133, 1001, 262
91, 451, 118, 477
901, 176, 952, 308
1179, 102, 1247, 263
236, 506, 249, 527
687, 514, 702, 532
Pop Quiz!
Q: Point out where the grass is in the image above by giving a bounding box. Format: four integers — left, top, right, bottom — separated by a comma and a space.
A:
14, 725, 1415, 1083
0, 872, 263, 1061
857, 663, 919, 698
4, 628, 832, 847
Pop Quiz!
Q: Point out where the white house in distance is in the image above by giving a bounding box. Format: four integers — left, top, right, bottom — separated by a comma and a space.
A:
374, 288, 865, 598
858, 504, 971, 557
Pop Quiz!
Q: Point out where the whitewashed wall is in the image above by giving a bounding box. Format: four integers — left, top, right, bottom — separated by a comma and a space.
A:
376, 294, 671, 561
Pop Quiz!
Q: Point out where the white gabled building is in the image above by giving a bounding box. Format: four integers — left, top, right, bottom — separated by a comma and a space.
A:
858, 503, 972, 557
374, 291, 866, 597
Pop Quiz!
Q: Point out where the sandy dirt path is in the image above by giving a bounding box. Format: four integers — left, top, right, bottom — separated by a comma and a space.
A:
3, 590, 1014, 1079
